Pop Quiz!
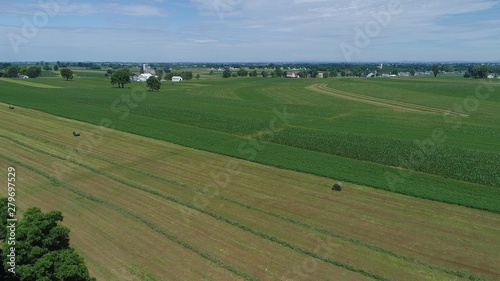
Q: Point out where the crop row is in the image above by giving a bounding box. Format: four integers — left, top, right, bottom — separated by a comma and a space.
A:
2, 83, 500, 212
271, 127, 500, 188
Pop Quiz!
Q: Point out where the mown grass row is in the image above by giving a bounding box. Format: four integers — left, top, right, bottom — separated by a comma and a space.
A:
80, 143, 483, 281
0, 153, 260, 281
271, 127, 500, 188
1, 135, 391, 281
0, 133, 491, 281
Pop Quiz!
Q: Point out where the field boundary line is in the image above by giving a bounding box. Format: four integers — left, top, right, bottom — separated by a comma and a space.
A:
306, 84, 468, 116
0, 134, 392, 281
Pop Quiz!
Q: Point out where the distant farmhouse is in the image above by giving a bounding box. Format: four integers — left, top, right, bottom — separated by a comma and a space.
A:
131, 64, 157, 81
286, 72, 298, 78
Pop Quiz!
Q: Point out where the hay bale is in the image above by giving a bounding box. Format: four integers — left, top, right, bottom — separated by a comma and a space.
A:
73, 131, 80, 137
8, 105, 14, 109
332, 181, 343, 191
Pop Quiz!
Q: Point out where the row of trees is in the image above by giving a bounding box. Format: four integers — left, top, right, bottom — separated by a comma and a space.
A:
1, 66, 43, 78
219, 64, 495, 79
0, 198, 95, 280
465, 65, 491, 78
222, 68, 326, 78
164, 71, 193, 80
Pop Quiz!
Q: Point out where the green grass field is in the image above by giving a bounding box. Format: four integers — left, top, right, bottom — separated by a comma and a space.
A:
1, 104, 499, 280
1, 74, 499, 213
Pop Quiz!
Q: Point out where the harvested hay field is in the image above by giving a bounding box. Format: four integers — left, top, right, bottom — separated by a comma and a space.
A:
1, 103, 499, 280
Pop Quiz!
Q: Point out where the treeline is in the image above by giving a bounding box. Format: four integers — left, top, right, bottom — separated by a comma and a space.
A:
218, 62, 499, 79
0, 198, 95, 280
0, 66, 44, 78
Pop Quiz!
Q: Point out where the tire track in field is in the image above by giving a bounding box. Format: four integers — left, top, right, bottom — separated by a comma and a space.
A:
0, 134, 392, 281
306, 84, 469, 117
0, 152, 260, 281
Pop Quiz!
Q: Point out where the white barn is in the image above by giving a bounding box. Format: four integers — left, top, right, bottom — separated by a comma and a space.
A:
171, 76, 183, 82
137, 73, 152, 82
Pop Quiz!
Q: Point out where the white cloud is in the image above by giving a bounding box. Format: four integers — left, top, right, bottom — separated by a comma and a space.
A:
0, 2, 167, 17
1, 0, 499, 61
192, 39, 218, 43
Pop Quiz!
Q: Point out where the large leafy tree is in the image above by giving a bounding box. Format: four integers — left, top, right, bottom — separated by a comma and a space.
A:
5, 66, 19, 78
468, 64, 489, 78
1, 204, 95, 281
274, 67, 283, 78
25, 66, 42, 78
237, 69, 248, 77
60, 68, 74, 80
432, 64, 439, 77
222, 69, 231, 78
146, 76, 161, 91
110, 68, 131, 88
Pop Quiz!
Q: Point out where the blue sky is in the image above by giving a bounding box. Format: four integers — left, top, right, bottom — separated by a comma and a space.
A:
0, 0, 499, 62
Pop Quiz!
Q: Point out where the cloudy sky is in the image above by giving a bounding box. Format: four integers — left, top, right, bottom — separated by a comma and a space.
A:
0, 0, 499, 62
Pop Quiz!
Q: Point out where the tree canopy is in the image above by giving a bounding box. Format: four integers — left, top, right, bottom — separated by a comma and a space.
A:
164, 71, 193, 81
222, 69, 231, 78
60, 68, 74, 80
110, 68, 131, 88
5, 66, 19, 78
468, 65, 489, 78
0, 202, 95, 281
237, 69, 248, 77
25, 66, 42, 78
146, 76, 161, 91
432, 64, 439, 77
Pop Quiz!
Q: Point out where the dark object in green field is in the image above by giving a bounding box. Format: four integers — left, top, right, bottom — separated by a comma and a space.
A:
73, 131, 80, 137
332, 181, 343, 191
8, 105, 14, 109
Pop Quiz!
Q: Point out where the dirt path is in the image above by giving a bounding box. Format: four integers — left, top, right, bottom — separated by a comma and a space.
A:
306, 84, 468, 116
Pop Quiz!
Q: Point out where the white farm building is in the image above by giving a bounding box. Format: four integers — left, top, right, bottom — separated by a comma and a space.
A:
171, 76, 183, 82
137, 73, 152, 82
